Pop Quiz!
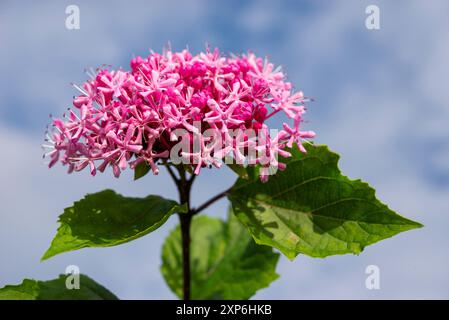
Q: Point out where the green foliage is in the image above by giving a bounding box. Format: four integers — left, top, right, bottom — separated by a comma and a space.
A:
28, 143, 422, 300
229, 144, 423, 259
0, 274, 117, 300
161, 213, 280, 299
42, 189, 186, 260
134, 161, 151, 180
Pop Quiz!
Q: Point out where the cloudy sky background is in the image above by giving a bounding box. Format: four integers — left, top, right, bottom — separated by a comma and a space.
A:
1, 0, 448, 299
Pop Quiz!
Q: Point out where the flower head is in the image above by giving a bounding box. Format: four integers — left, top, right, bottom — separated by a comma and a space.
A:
44, 48, 315, 181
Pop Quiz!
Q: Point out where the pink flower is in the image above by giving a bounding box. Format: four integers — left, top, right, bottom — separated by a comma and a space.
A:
44, 48, 315, 181
204, 99, 244, 133
256, 126, 291, 182
283, 114, 316, 151
181, 131, 231, 175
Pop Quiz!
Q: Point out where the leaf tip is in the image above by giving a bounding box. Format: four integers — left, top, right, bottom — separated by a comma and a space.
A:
40, 249, 54, 262
409, 220, 424, 229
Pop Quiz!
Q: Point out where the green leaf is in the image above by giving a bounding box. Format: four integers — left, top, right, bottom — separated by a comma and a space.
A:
229, 143, 423, 259
161, 213, 280, 300
0, 274, 118, 300
134, 161, 150, 180
42, 189, 186, 261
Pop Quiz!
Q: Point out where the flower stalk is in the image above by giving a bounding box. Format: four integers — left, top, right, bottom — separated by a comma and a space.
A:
175, 165, 193, 301
168, 164, 232, 300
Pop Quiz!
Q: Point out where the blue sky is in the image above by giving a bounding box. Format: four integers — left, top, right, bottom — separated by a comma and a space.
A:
1, 0, 448, 299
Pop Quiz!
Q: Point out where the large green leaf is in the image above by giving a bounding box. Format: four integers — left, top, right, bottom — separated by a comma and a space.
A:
42, 189, 186, 260
229, 143, 423, 259
161, 214, 280, 300
0, 274, 117, 300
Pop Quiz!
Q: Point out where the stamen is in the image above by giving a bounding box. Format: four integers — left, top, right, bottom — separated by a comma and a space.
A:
72, 83, 88, 96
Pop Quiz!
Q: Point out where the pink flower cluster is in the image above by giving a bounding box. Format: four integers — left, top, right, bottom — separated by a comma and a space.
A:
44, 48, 315, 181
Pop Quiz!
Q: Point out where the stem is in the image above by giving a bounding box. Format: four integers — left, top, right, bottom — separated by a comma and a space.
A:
165, 164, 231, 300
171, 165, 193, 301
190, 187, 231, 215
179, 213, 192, 300
165, 163, 179, 183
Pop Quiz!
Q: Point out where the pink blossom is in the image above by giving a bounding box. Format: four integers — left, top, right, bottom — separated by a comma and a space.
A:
44, 48, 315, 181
283, 114, 316, 151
